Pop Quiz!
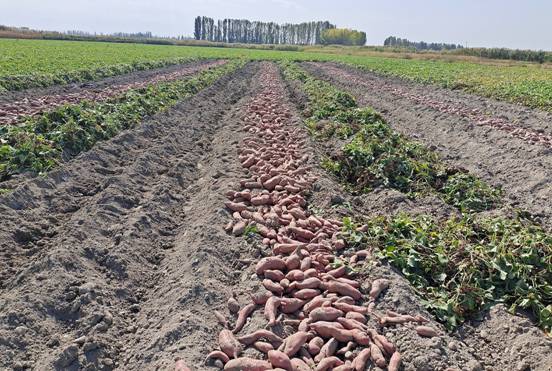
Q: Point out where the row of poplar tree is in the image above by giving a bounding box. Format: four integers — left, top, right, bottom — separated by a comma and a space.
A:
384, 36, 463, 51
194, 16, 336, 45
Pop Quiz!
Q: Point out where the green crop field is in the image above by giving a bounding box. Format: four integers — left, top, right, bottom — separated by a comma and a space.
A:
1, 38, 552, 110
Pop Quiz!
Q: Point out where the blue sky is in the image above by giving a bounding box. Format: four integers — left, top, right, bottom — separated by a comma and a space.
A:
1, 0, 550, 50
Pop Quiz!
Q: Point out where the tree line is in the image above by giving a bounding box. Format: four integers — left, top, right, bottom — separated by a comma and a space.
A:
452, 47, 550, 63
321, 28, 366, 46
194, 16, 335, 45
384, 36, 463, 51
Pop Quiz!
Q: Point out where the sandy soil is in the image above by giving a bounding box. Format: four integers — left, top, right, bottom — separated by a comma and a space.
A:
0, 62, 550, 371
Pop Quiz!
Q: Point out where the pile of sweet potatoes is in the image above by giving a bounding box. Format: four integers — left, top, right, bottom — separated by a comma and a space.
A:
201, 64, 437, 371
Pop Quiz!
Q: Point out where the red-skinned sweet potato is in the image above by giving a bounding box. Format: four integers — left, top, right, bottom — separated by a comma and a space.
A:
232, 303, 257, 334
263, 279, 284, 295
268, 350, 292, 370
388, 352, 401, 371
307, 336, 324, 356
219, 329, 241, 358
314, 338, 339, 362
253, 341, 274, 353
351, 349, 371, 371
370, 343, 387, 368
265, 296, 281, 327
293, 288, 320, 300
309, 307, 344, 322
238, 329, 283, 347
205, 351, 230, 364
315, 356, 344, 371
369, 278, 390, 301
325, 280, 362, 300
281, 331, 310, 357
224, 358, 272, 371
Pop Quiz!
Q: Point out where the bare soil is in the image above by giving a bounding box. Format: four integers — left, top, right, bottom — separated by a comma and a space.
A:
0, 62, 550, 371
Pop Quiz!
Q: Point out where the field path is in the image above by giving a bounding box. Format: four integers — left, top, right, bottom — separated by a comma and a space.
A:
0, 60, 225, 125
303, 62, 552, 228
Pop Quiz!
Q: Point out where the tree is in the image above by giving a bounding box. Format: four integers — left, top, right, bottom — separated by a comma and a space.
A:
320, 28, 367, 46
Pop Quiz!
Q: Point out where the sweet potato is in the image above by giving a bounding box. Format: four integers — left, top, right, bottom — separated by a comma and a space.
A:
334, 277, 360, 289
288, 226, 315, 241
253, 341, 274, 353
263, 175, 282, 191
333, 363, 353, 371
304, 268, 318, 278
279, 298, 305, 314
232, 221, 247, 236
174, 360, 192, 371
298, 318, 311, 332
256, 257, 287, 275
337, 318, 367, 332
333, 302, 368, 314
263, 279, 284, 295
268, 350, 292, 370
233, 304, 257, 335
251, 290, 272, 305
206, 351, 230, 364
274, 243, 301, 255
416, 325, 439, 337
265, 270, 285, 282
379, 315, 413, 326
345, 312, 366, 324
286, 269, 305, 282
265, 296, 281, 327
368, 330, 395, 356
314, 338, 338, 362
293, 277, 322, 290
300, 256, 312, 271
214, 310, 229, 328
351, 349, 371, 371
326, 265, 347, 279
315, 356, 344, 371
370, 343, 387, 368
309, 307, 344, 322
335, 296, 355, 305
309, 322, 352, 342
224, 358, 272, 371
325, 281, 362, 300
350, 329, 371, 346
388, 352, 401, 371
281, 331, 310, 357
333, 239, 346, 250
293, 288, 320, 300
251, 194, 272, 206
286, 254, 301, 270
238, 329, 283, 347
303, 296, 334, 314
219, 329, 241, 358
307, 337, 324, 356
225, 201, 249, 212
369, 278, 390, 301
290, 358, 311, 371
